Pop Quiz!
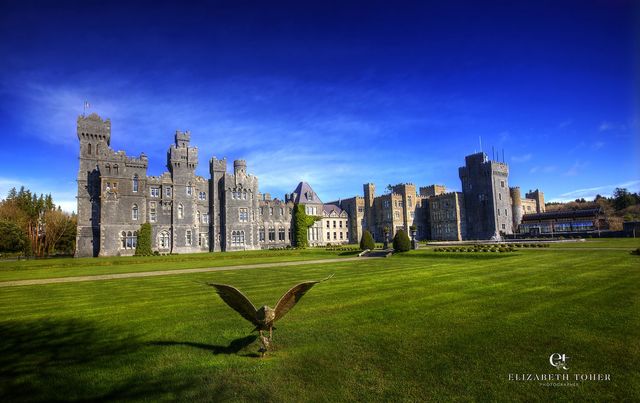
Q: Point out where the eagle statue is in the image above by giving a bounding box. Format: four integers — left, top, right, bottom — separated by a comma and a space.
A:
208, 274, 333, 356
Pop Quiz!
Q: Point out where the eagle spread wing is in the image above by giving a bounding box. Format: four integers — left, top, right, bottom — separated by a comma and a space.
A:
208, 283, 259, 326
273, 274, 334, 322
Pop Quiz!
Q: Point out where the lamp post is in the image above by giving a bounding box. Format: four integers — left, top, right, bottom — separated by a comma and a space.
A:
410, 225, 418, 250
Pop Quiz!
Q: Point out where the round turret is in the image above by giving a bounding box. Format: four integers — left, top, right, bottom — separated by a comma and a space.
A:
234, 159, 247, 175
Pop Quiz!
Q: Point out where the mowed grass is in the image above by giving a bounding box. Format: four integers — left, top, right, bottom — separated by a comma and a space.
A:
1, 243, 639, 401
0, 249, 359, 282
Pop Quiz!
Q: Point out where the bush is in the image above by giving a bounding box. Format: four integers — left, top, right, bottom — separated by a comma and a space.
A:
135, 223, 153, 256
392, 229, 411, 252
631, 248, 640, 256
360, 230, 375, 251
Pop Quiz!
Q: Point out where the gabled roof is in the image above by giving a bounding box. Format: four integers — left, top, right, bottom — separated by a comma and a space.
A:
323, 204, 343, 216
291, 182, 323, 204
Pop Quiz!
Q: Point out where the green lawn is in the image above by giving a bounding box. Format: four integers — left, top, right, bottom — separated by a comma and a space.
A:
0, 248, 359, 282
1, 243, 638, 401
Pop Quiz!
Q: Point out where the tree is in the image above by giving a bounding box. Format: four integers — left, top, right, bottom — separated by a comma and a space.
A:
293, 204, 320, 248
135, 223, 153, 256
0, 220, 26, 252
613, 188, 636, 211
359, 230, 375, 251
392, 229, 411, 252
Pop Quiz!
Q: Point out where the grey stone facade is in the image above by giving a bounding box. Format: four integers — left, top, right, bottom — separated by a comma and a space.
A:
75, 114, 345, 256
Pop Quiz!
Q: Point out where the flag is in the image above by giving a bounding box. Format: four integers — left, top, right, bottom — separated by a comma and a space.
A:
84, 101, 91, 109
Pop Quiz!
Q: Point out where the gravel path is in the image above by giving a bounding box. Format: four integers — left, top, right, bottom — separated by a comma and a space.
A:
0, 257, 366, 288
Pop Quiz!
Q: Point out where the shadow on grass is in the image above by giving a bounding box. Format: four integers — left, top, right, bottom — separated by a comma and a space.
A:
148, 334, 260, 357
0, 318, 192, 402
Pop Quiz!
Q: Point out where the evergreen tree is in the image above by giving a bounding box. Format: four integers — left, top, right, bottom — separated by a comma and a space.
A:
0, 220, 26, 252
392, 229, 411, 252
359, 230, 375, 250
135, 223, 153, 256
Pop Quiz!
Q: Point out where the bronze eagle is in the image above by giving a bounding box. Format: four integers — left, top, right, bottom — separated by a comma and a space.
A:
208, 275, 332, 355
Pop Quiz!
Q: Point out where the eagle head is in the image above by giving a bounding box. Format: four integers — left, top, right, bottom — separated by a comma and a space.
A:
256, 305, 276, 324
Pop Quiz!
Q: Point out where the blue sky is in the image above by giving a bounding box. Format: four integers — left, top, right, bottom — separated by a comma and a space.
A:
1, 0, 638, 212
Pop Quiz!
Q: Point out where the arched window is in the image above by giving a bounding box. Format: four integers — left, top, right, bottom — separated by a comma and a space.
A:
121, 231, 126, 249
178, 204, 184, 219
106, 164, 111, 175
126, 231, 133, 248
159, 231, 170, 249
114, 164, 119, 175
96, 144, 100, 155
242, 190, 247, 200
132, 204, 139, 220
197, 211, 201, 223
186, 182, 193, 196
186, 230, 192, 246
88, 143, 92, 155
132, 175, 139, 192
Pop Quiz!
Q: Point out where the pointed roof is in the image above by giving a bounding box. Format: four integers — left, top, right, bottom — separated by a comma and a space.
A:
291, 181, 323, 204
323, 204, 343, 216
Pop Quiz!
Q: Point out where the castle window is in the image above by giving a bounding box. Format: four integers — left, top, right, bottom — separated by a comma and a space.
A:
202, 213, 209, 224
124, 231, 137, 249
231, 230, 245, 246
199, 192, 206, 201
269, 207, 274, 215
333, 232, 337, 240
150, 207, 157, 222
165, 187, 171, 197
151, 187, 159, 197
106, 164, 111, 175
132, 175, 139, 192
259, 228, 265, 241
268, 228, 275, 241
121, 231, 126, 248
242, 190, 247, 200
358, 206, 364, 213
410, 212, 415, 219
383, 200, 390, 208
186, 183, 193, 196
197, 211, 201, 223
178, 204, 184, 219
394, 211, 400, 219
159, 231, 170, 249
408, 196, 412, 207
505, 209, 508, 216
132, 204, 139, 220
340, 232, 343, 240
114, 164, 119, 175
278, 228, 285, 241
326, 221, 330, 228
333, 221, 336, 228
501, 180, 505, 188
327, 232, 330, 240
199, 234, 208, 247
501, 223, 506, 230
498, 193, 502, 201
96, 144, 100, 155
88, 143, 92, 155
239, 208, 248, 222
186, 230, 192, 246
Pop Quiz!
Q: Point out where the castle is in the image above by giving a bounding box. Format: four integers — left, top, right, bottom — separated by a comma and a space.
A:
75, 113, 543, 257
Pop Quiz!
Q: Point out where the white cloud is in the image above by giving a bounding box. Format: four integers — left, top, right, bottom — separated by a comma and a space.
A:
549, 180, 640, 202
564, 160, 588, 177
598, 121, 613, 132
511, 153, 532, 163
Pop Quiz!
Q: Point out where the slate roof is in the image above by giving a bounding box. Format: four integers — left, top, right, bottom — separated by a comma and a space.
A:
522, 208, 602, 222
323, 204, 343, 215
291, 182, 323, 204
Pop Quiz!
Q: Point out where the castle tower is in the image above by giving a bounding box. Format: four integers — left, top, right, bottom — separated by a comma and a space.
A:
526, 189, 545, 213
75, 113, 111, 257
363, 183, 375, 237
234, 160, 247, 176
210, 157, 227, 252
459, 152, 511, 239
510, 187, 523, 232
